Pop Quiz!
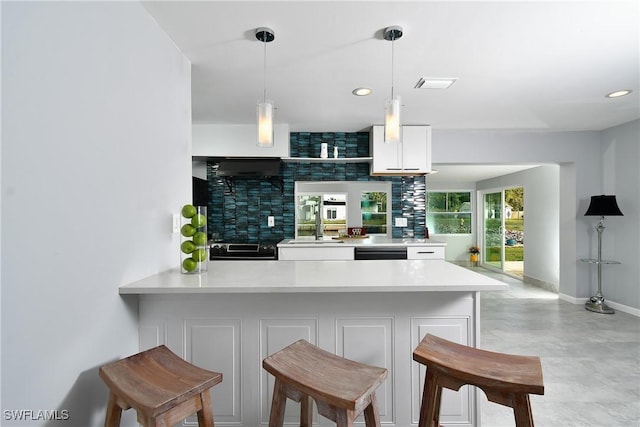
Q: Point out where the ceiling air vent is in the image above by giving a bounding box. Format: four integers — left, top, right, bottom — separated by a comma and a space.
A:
414, 78, 458, 90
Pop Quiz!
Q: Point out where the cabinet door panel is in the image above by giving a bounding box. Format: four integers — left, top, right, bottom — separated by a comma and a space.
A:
278, 246, 354, 260
139, 324, 164, 351
260, 318, 319, 425
371, 125, 402, 173
370, 125, 432, 174
184, 318, 242, 423
402, 126, 431, 172
411, 317, 472, 426
336, 317, 394, 423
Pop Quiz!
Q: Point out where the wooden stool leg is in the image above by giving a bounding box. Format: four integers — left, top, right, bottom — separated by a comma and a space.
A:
269, 379, 287, 427
513, 394, 535, 427
418, 369, 442, 427
197, 389, 215, 427
104, 392, 123, 427
333, 409, 353, 427
363, 393, 381, 427
300, 394, 313, 427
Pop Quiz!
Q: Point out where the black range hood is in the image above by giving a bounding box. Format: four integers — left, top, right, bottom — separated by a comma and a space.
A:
215, 158, 281, 177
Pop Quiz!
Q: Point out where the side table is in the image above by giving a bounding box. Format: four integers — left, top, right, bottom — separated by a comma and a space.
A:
580, 258, 621, 314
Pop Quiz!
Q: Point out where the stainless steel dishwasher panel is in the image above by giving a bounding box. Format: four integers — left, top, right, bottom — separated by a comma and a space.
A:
354, 246, 408, 260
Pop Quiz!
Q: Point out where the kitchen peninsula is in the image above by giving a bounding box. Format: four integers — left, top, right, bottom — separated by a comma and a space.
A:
120, 260, 507, 427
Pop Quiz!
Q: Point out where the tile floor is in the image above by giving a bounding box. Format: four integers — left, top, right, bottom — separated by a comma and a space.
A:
472, 267, 640, 427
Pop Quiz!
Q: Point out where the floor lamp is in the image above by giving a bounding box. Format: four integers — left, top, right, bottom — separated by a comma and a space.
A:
583, 195, 623, 314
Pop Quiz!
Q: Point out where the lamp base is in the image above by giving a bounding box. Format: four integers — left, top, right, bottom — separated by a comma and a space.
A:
585, 295, 615, 314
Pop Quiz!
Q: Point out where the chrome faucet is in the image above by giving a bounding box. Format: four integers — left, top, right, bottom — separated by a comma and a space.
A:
314, 209, 322, 240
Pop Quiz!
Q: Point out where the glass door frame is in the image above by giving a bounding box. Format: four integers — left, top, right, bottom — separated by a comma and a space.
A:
479, 189, 505, 272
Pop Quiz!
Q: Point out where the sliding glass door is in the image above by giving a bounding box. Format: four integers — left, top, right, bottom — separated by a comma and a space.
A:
482, 191, 504, 271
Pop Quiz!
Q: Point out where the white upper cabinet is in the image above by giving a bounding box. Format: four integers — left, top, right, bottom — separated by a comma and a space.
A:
370, 125, 432, 175
192, 124, 290, 158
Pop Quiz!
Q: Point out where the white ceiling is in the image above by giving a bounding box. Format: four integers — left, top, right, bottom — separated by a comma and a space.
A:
143, 1, 638, 181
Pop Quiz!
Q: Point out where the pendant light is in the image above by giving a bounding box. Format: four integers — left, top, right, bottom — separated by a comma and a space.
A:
384, 26, 403, 144
256, 27, 275, 147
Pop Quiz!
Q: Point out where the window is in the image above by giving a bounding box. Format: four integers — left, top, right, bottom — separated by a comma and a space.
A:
361, 191, 388, 235
322, 194, 347, 237
426, 191, 472, 234
295, 181, 392, 239
295, 193, 347, 238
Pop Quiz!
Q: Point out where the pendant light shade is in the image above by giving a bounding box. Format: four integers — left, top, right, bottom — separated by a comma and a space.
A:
384, 26, 403, 144
256, 27, 275, 148
257, 101, 273, 147
384, 97, 401, 143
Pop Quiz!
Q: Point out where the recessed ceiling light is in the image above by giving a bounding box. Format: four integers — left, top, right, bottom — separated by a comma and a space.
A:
415, 78, 457, 90
606, 89, 632, 98
352, 87, 372, 96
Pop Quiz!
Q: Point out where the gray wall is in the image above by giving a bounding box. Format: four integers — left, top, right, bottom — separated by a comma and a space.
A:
599, 120, 639, 312
1, 2, 191, 425
478, 165, 560, 289
431, 128, 639, 312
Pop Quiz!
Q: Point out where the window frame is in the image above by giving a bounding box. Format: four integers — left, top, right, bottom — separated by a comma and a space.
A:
426, 190, 473, 235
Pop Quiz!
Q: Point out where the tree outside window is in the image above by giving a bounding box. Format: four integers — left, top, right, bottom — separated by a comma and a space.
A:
426, 191, 472, 234
361, 191, 388, 234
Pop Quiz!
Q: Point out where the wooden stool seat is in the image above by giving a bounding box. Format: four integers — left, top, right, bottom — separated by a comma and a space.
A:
99, 345, 223, 427
413, 334, 544, 427
263, 339, 388, 427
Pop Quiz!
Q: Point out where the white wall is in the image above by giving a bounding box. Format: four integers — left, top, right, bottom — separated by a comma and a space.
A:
1, 2, 191, 426
431, 127, 639, 312
599, 120, 639, 313
478, 165, 560, 288
423, 180, 478, 262
432, 130, 602, 302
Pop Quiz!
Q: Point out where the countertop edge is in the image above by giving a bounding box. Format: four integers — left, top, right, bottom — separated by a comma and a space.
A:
119, 283, 508, 295
119, 260, 509, 295
277, 237, 446, 248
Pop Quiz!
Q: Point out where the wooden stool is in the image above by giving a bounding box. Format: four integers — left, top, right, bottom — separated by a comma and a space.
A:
99, 345, 223, 427
262, 339, 388, 427
413, 334, 544, 427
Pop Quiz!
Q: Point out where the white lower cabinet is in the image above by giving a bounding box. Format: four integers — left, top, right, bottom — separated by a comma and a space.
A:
138, 292, 477, 426
407, 245, 446, 260
278, 246, 354, 260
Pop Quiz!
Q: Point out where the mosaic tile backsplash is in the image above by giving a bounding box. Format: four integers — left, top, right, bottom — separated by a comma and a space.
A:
206, 132, 427, 243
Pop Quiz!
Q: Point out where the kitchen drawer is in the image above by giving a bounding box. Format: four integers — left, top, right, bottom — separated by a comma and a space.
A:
407, 246, 445, 260
278, 246, 354, 261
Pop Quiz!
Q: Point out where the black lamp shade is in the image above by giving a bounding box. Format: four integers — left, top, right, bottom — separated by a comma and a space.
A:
584, 195, 624, 216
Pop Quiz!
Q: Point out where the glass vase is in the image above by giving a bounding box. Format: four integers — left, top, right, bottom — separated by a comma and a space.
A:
180, 205, 208, 274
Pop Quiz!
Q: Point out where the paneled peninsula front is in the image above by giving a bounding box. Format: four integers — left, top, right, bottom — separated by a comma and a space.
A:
120, 260, 507, 427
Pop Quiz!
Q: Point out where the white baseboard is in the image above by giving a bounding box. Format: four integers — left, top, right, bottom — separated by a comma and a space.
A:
457, 262, 640, 317
523, 275, 558, 293
559, 293, 640, 317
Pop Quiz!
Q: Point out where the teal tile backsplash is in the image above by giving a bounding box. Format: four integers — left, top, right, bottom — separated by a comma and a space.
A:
206, 132, 426, 243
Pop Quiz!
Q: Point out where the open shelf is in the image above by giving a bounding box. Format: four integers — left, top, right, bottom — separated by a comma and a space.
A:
281, 157, 373, 164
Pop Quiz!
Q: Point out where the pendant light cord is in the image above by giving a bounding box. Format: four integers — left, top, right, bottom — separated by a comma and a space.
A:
391, 37, 395, 100
263, 35, 267, 103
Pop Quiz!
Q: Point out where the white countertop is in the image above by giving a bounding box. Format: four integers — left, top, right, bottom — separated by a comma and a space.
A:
119, 260, 508, 294
276, 236, 446, 248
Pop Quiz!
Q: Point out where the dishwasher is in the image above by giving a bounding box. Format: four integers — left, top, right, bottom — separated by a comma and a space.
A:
354, 246, 407, 260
